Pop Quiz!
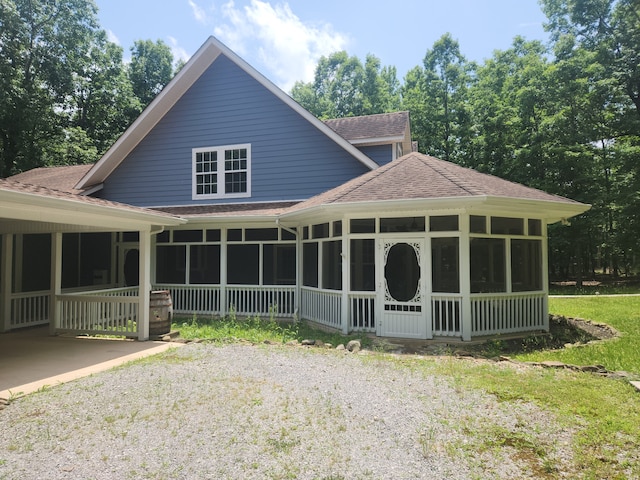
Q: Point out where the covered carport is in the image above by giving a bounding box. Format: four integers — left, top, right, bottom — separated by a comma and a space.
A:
0, 178, 185, 340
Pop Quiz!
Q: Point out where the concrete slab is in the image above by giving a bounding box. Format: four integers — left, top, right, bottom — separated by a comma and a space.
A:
0, 327, 182, 400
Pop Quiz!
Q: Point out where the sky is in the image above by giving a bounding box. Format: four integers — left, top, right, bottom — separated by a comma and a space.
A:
95, 0, 550, 91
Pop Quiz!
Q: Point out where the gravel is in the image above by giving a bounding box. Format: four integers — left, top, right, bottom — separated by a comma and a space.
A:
0, 343, 576, 479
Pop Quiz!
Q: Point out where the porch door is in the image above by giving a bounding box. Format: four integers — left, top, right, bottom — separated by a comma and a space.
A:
378, 240, 427, 339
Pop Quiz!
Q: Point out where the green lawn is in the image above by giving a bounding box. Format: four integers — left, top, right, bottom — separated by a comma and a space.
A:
515, 296, 640, 374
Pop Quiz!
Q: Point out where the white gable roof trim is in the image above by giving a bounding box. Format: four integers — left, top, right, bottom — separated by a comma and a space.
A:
76, 36, 378, 190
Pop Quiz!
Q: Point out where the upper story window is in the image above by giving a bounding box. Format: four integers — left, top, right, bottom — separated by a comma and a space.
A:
192, 144, 251, 199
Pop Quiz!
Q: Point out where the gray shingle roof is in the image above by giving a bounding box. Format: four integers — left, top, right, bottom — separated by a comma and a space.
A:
8, 164, 94, 194
324, 112, 409, 141
285, 152, 583, 212
0, 177, 181, 220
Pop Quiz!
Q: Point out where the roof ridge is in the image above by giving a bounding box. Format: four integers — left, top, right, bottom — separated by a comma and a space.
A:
417, 155, 486, 196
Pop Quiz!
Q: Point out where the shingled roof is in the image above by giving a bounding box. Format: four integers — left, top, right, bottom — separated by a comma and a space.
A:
9, 164, 94, 194
324, 111, 410, 143
284, 152, 587, 215
0, 177, 183, 222
154, 201, 300, 218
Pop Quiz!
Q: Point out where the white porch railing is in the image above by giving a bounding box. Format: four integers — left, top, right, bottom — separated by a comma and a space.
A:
57, 288, 139, 337
431, 295, 462, 337
154, 284, 296, 318
227, 285, 296, 317
155, 285, 221, 315
471, 293, 546, 336
349, 293, 376, 332
300, 287, 341, 329
10, 291, 50, 329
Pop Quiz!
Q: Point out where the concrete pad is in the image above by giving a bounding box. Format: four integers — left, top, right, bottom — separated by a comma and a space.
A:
0, 327, 182, 400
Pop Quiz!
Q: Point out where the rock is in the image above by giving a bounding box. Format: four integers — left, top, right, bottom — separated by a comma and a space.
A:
314, 339, 324, 348
454, 350, 474, 357
301, 339, 315, 346
629, 381, 640, 393
579, 365, 604, 373
540, 361, 568, 369
162, 335, 172, 342
324, 343, 333, 349
346, 340, 361, 353
336, 344, 345, 351
286, 340, 299, 346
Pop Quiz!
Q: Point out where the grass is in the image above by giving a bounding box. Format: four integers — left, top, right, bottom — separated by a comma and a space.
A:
172, 310, 370, 349
514, 296, 640, 373
425, 356, 640, 479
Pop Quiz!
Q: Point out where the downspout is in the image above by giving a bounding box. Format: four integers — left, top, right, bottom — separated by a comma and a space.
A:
275, 218, 298, 238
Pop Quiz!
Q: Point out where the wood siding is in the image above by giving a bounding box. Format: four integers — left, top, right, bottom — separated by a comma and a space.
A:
99, 56, 370, 207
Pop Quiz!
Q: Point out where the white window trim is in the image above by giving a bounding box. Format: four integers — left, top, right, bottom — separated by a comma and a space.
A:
192, 144, 252, 200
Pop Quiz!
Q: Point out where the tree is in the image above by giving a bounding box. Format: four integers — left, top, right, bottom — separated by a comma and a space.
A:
402, 34, 475, 163
290, 52, 400, 119
128, 39, 174, 108
0, 0, 100, 176
68, 30, 141, 157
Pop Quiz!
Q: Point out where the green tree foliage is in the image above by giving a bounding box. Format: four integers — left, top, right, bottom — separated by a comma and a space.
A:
401, 34, 475, 163
0, 0, 99, 176
128, 39, 174, 108
290, 51, 400, 119
0, 0, 174, 176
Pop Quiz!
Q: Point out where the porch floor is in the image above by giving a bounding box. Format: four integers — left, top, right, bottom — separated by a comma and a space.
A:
0, 327, 180, 401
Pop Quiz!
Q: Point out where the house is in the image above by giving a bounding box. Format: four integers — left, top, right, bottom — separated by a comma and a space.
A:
0, 36, 590, 342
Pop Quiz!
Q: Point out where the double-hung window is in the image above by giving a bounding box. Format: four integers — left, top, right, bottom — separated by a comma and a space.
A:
192, 144, 251, 199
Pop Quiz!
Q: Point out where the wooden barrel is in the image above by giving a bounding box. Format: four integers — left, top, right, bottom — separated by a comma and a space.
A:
149, 290, 173, 336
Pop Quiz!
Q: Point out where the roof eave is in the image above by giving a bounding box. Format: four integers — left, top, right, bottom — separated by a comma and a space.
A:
280, 195, 591, 224
0, 189, 186, 230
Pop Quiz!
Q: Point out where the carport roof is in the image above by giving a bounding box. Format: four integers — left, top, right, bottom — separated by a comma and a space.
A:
0, 178, 185, 233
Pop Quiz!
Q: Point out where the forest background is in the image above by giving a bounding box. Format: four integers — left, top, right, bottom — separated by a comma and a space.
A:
1, 0, 638, 283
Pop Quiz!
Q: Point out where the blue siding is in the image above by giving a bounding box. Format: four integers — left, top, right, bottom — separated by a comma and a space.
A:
99, 56, 371, 207
358, 145, 393, 166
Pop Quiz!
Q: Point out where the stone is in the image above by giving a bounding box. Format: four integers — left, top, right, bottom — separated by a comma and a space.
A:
314, 339, 324, 348
301, 339, 315, 346
580, 365, 604, 373
336, 344, 345, 351
346, 340, 361, 353
630, 381, 640, 393
540, 361, 568, 369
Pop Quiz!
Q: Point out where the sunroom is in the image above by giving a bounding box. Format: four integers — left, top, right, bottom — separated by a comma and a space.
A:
277, 152, 590, 341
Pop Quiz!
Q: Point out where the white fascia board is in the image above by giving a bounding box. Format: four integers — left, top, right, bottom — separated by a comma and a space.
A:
0, 190, 186, 230
279, 196, 591, 224
76, 36, 379, 191
348, 135, 404, 146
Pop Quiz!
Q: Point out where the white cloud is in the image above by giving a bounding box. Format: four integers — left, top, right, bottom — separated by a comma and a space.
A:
106, 29, 120, 45
213, 0, 349, 91
168, 36, 191, 65
188, 0, 209, 24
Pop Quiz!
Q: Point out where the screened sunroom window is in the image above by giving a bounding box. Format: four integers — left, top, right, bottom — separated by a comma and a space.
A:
156, 245, 186, 284
470, 238, 506, 293
432, 238, 460, 293
193, 144, 251, 199
511, 239, 542, 291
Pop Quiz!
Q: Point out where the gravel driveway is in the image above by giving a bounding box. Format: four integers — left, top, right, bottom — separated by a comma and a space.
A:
0, 343, 574, 479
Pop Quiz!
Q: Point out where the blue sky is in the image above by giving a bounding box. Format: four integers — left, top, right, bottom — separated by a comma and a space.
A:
95, 0, 549, 91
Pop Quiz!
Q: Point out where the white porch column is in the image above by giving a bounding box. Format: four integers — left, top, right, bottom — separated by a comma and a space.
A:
1, 234, 13, 332
49, 232, 63, 335
340, 219, 349, 335
459, 214, 472, 341
542, 221, 550, 332
219, 227, 227, 316
138, 229, 151, 341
